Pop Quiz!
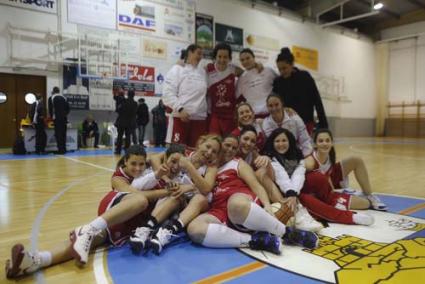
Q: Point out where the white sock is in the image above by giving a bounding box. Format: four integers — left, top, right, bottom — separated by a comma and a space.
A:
202, 224, 251, 248
89, 217, 108, 231
241, 202, 286, 237
38, 251, 52, 267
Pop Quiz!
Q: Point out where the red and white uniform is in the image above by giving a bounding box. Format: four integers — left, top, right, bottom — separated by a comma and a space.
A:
98, 167, 156, 246
300, 171, 354, 224
206, 63, 237, 135
309, 151, 348, 189
163, 64, 208, 147
236, 67, 276, 117
262, 110, 313, 157
208, 158, 259, 224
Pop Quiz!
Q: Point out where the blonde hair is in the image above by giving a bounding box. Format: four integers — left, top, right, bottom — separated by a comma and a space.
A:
196, 134, 222, 150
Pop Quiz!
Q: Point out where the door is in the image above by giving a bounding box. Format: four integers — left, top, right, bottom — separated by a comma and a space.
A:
0, 73, 46, 148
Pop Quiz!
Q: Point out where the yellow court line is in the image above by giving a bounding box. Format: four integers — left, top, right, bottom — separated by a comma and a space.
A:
398, 202, 425, 215
193, 261, 267, 284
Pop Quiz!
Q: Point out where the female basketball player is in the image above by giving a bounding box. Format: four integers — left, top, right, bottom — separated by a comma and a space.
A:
130, 135, 221, 254
5, 145, 173, 278
187, 135, 319, 255
262, 93, 313, 157
264, 128, 375, 225
304, 128, 387, 210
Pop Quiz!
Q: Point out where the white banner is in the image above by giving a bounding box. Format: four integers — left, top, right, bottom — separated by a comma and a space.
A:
117, 0, 194, 42
89, 79, 114, 110
68, 0, 116, 30
0, 0, 57, 14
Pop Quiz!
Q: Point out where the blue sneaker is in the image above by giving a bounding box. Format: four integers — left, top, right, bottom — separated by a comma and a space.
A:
283, 227, 319, 249
249, 232, 281, 255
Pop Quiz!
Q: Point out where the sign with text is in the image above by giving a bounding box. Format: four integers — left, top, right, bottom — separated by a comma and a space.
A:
0, 0, 57, 14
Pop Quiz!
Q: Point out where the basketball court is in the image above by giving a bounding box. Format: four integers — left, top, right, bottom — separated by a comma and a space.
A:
1, 138, 424, 284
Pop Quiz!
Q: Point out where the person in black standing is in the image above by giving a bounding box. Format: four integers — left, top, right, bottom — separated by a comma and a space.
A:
82, 114, 99, 148
30, 94, 47, 154
273, 47, 328, 135
136, 98, 149, 145
48, 87, 70, 154
115, 89, 138, 154
151, 99, 167, 147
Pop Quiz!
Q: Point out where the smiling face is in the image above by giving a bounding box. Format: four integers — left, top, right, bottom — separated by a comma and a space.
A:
239, 52, 256, 70
273, 132, 290, 155
197, 138, 221, 165
188, 47, 203, 65
237, 104, 255, 126
239, 130, 257, 156
165, 152, 182, 177
221, 137, 239, 163
123, 154, 147, 178
215, 49, 231, 71
315, 132, 333, 155
267, 96, 284, 119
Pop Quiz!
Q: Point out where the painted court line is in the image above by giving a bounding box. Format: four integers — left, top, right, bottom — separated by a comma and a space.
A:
62, 156, 115, 172
398, 202, 425, 215
94, 248, 110, 284
193, 261, 267, 284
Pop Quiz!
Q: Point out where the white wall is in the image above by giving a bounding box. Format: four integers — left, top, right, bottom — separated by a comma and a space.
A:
197, 0, 377, 119
0, 0, 377, 121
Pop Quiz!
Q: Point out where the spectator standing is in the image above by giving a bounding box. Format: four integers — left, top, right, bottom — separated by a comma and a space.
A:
30, 95, 47, 154
151, 99, 167, 147
115, 89, 138, 154
48, 86, 70, 154
136, 98, 149, 145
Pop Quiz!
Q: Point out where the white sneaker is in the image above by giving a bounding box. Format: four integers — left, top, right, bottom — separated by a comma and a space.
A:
353, 212, 374, 226
5, 244, 42, 279
129, 226, 153, 254
70, 225, 100, 265
150, 227, 177, 255
294, 205, 324, 232
367, 195, 387, 211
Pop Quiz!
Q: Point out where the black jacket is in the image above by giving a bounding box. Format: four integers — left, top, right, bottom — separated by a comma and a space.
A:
116, 98, 138, 128
48, 94, 70, 121
273, 68, 328, 129
30, 100, 45, 124
136, 103, 150, 126
82, 120, 99, 134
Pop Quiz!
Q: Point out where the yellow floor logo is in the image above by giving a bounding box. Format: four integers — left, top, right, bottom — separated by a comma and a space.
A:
241, 211, 425, 284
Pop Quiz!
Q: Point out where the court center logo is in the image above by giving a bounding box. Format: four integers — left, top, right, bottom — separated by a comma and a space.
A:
240, 210, 425, 283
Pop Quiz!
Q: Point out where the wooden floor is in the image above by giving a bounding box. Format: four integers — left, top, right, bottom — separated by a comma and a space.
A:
1, 137, 424, 284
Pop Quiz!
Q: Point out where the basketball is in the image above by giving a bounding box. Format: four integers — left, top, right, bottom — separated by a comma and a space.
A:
270, 202, 295, 226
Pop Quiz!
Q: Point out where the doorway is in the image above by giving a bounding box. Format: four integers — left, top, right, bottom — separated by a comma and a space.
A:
0, 73, 47, 148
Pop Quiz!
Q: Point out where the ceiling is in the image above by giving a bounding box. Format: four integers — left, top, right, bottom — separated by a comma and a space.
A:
257, 0, 425, 39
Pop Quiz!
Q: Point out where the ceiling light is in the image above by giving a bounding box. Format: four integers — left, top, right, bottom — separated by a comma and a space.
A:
273, 1, 278, 6
374, 2, 383, 10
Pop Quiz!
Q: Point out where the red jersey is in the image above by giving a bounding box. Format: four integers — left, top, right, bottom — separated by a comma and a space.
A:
206, 63, 237, 119
231, 124, 266, 151
111, 167, 133, 191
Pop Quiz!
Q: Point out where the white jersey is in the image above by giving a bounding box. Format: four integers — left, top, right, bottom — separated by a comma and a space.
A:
162, 64, 208, 120
236, 67, 277, 115
262, 110, 313, 157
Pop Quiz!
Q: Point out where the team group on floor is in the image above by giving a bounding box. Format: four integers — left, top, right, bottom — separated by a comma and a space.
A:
5, 43, 387, 279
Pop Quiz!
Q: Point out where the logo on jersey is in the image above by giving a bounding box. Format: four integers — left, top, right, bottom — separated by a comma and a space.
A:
173, 133, 180, 142
240, 211, 425, 283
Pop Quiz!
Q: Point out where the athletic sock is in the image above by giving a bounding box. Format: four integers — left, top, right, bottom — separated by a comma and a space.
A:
89, 217, 107, 231
241, 202, 286, 237
145, 216, 158, 229
38, 251, 52, 267
167, 219, 184, 234
202, 224, 251, 248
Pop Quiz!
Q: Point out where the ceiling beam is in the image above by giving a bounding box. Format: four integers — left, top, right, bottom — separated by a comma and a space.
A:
357, 0, 401, 19
408, 0, 425, 10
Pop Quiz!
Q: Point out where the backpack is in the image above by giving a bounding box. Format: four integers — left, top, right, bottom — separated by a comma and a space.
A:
13, 136, 27, 155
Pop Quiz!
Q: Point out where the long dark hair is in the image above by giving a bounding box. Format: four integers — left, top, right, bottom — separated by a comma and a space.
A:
313, 128, 336, 165
263, 128, 303, 165
213, 43, 232, 60
184, 44, 201, 62
165, 143, 186, 158
116, 145, 147, 169
276, 47, 294, 65
266, 92, 285, 107
239, 124, 257, 137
